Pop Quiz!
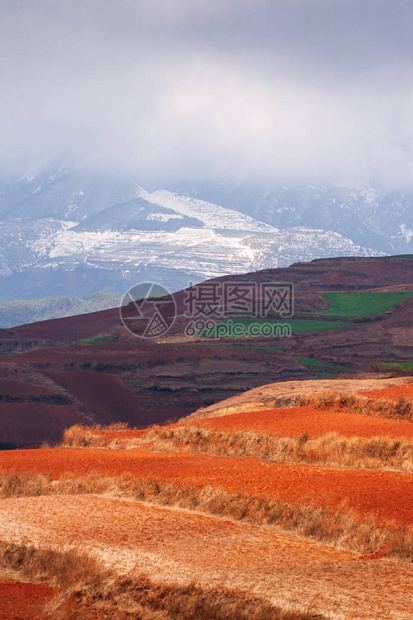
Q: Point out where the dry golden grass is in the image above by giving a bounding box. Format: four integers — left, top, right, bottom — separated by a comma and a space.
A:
63, 423, 130, 448
62, 425, 101, 447
0, 471, 51, 498
124, 478, 394, 557
0, 539, 100, 591
189, 378, 412, 421
141, 426, 413, 472
80, 575, 321, 620
0, 539, 317, 620
0, 471, 411, 559
0, 471, 120, 499
62, 423, 413, 472
299, 392, 413, 421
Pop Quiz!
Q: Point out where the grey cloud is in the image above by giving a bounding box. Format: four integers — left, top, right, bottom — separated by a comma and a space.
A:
1, 0, 413, 188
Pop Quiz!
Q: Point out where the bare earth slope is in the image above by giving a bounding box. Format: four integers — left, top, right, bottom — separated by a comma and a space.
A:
1, 447, 413, 525
1, 495, 412, 620
188, 377, 412, 420
188, 404, 413, 439
1, 379, 413, 618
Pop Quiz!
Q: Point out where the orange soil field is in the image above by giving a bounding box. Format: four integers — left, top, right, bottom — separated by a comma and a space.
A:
0, 494, 353, 574
1, 495, 413, 620
1, 448, 413, 526
190, 377, 412, 420
188, 405, 413, 439
361, 382, 413, 401
0, 578, 53, 620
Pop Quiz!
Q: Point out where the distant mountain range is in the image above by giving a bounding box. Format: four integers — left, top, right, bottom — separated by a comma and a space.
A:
178, 181, 413, 255
1, 165, 411, 313
0, 292, 120, 329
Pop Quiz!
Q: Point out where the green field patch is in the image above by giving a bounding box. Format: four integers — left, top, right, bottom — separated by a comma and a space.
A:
378, 362, 413, 371
78, 335, 112, 345
295, 356, 350, 373
313, 292, 413, 318
203, 318, 356, 338
295, 356, 325, 367
384, 254, 413, 259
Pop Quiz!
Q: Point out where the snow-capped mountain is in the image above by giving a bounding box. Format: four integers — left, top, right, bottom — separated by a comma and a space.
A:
177, 182, 413, 255
137, 188, 278, 233
0, 165, 403, 304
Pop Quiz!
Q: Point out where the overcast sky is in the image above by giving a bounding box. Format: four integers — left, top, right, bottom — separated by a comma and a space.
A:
1, 0, 413, 187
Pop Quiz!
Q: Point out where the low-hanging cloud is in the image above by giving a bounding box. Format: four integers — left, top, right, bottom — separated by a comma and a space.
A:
1, 0, 413, 188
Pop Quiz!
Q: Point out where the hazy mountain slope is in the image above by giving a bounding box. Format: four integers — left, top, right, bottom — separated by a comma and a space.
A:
0, 164, 67, 213
1, 170, 137, 222
0, 166, 395, 304
179, 182, 413, 255
76, 197, 204, 232
0, 222, 382, 304
0, 292, 120, 328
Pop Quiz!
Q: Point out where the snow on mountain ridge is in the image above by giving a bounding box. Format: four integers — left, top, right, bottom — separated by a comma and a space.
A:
43, 225, 383, 281
137, 187, 278, 233
49, 228, 123, 258
0, 169, 396, 302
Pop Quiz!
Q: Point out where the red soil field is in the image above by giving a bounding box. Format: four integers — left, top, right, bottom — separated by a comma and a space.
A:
189, 406, 413, 439
3, 495, 413, 619
17, 334, 279, 366
0, 578, 53, 620
1, 448, 413, 527
0, 494, 353, 574
192, 377, 412, 420
0, 379, 58, 398
13, 306, 120, 342
361, 382, 413, 401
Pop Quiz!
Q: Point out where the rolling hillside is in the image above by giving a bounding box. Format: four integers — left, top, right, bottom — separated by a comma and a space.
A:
0, 255, 411, 448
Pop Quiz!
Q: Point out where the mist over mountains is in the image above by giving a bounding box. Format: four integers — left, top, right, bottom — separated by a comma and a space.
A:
1, 1, 413, 319
0, 164, 411, 312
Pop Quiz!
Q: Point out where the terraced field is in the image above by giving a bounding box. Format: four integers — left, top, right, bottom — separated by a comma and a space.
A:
1, 495, 413, 620
188, 405, 413, 439
0, 377, 412, 618
362, 382, 413, 401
